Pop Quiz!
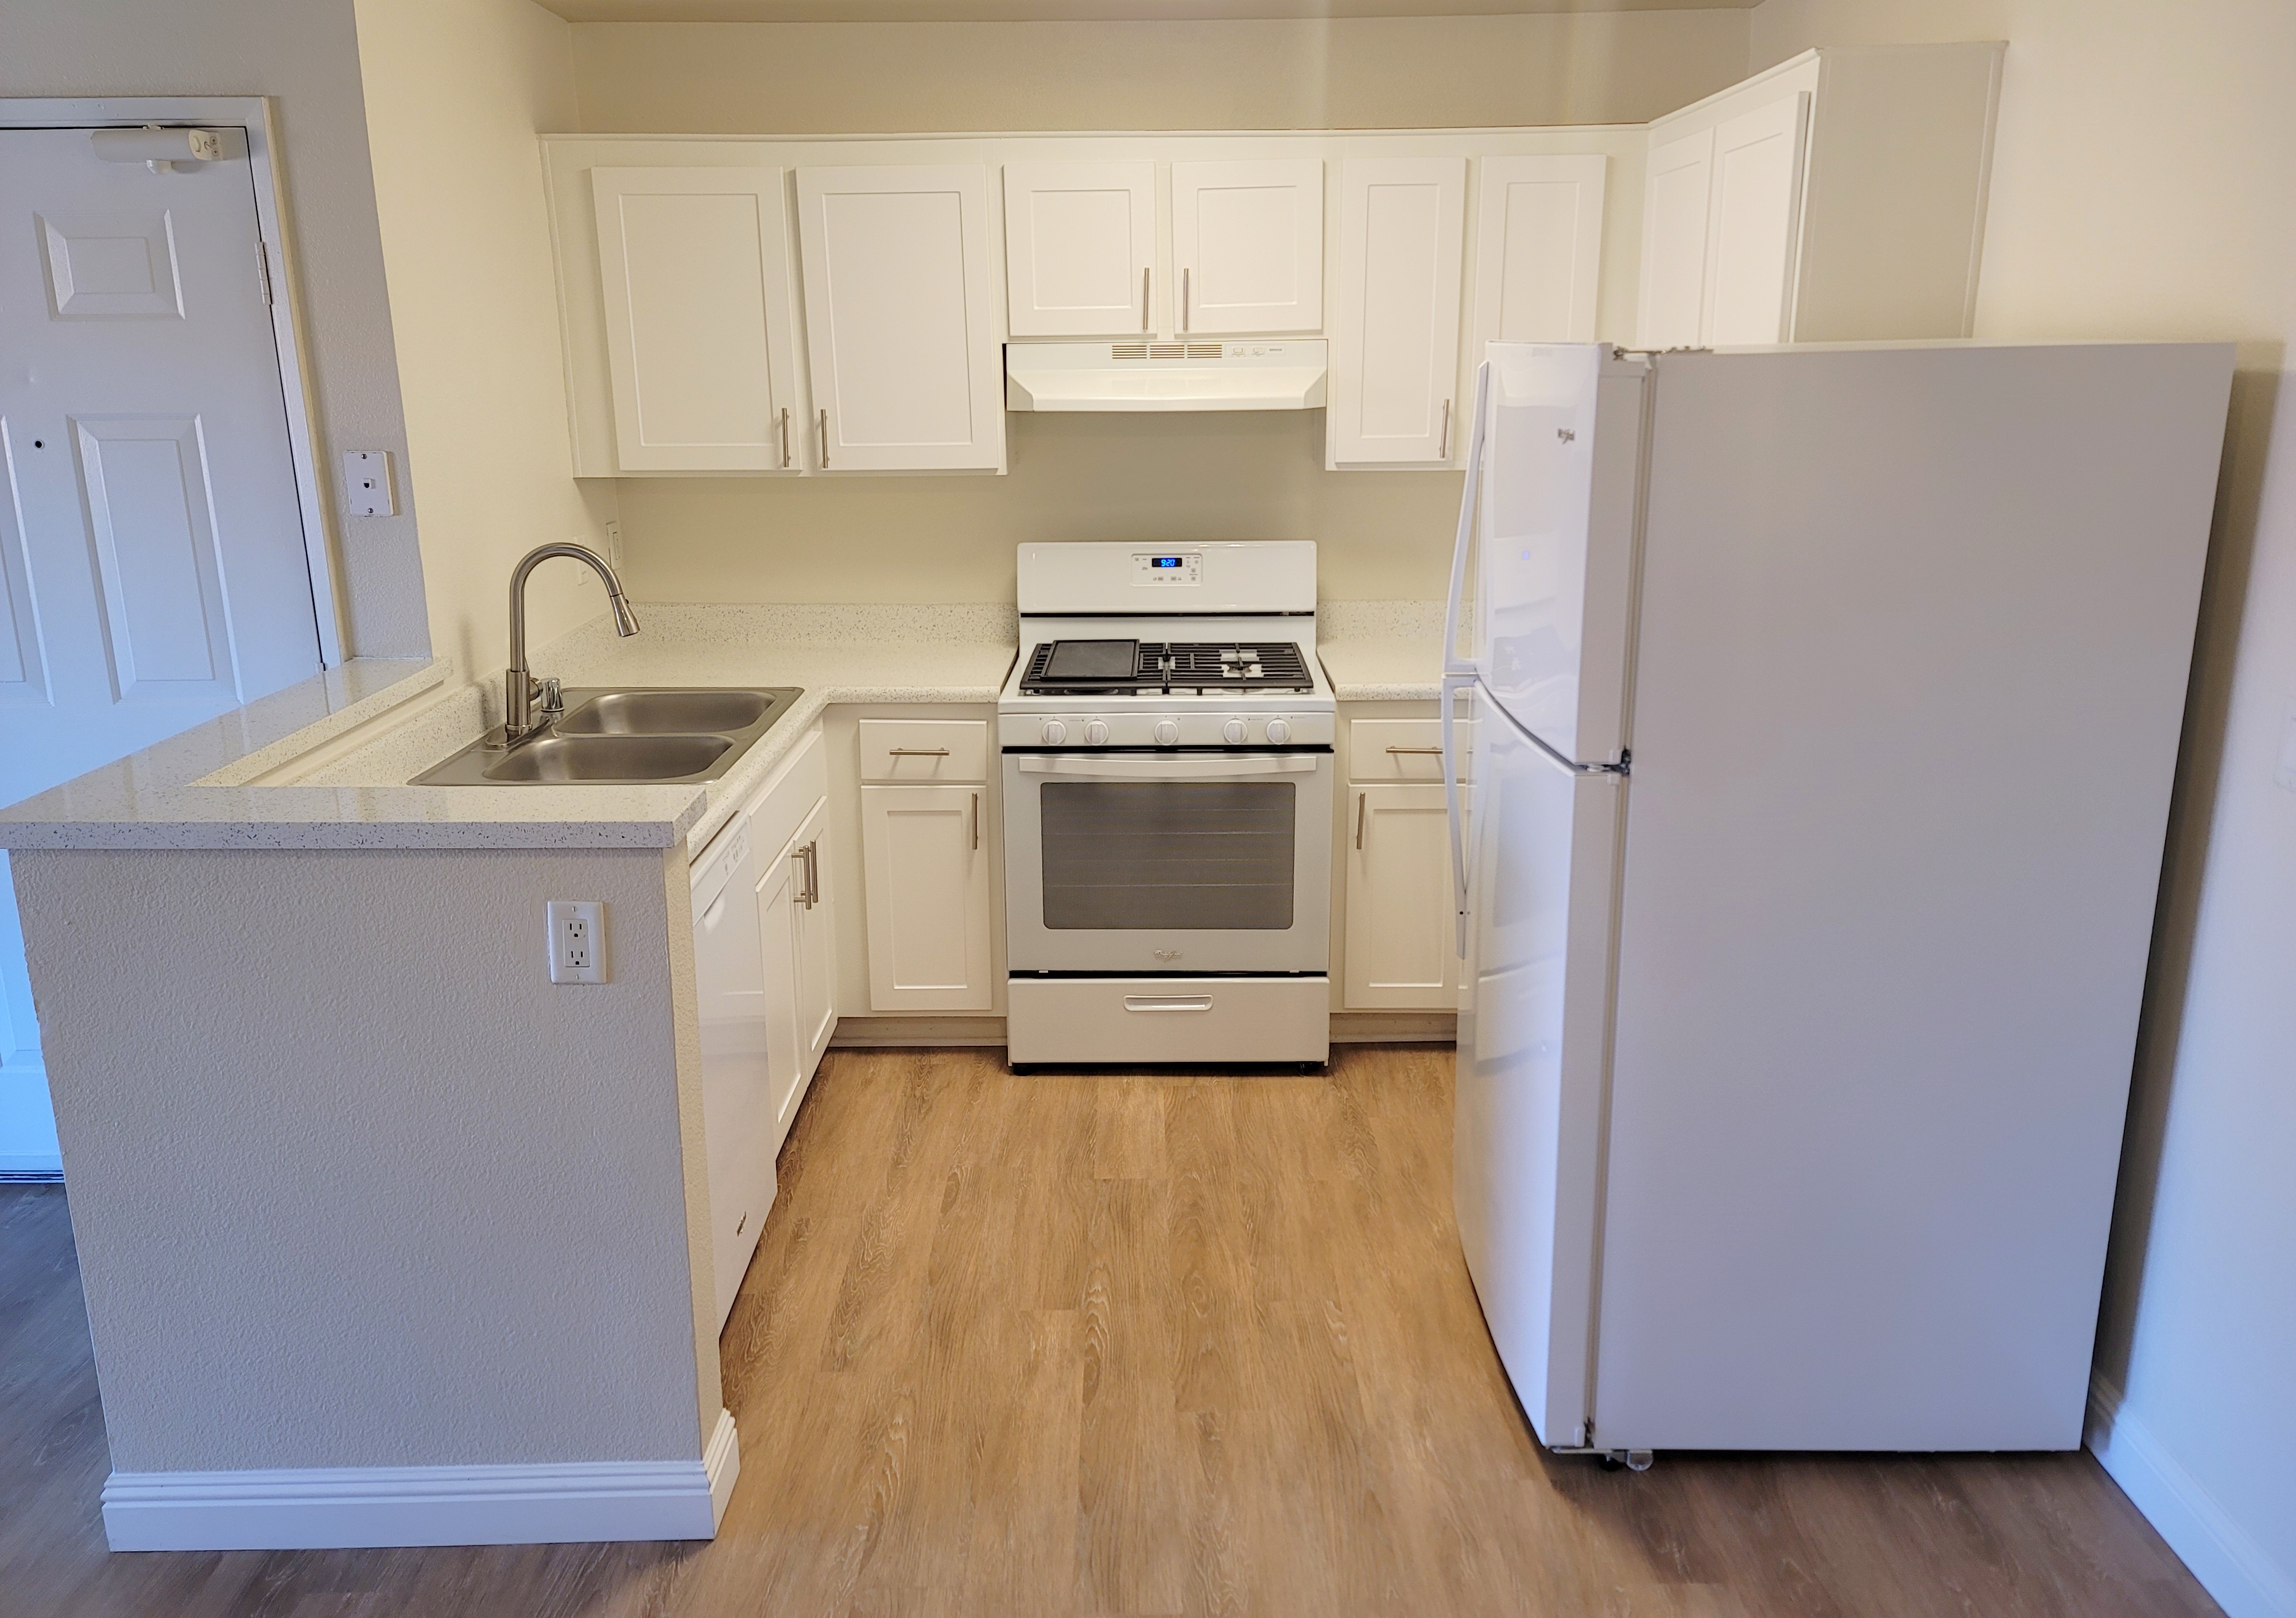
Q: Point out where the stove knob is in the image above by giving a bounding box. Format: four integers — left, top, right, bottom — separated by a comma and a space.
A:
1040, 719, 1068, 745
1221, 718, 1248, 744
1084, 719, 1110, 746
1265, 717, 1292, 745
1153, 718, 1180, 747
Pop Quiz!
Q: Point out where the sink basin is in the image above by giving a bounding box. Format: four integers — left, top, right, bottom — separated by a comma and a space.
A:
557, 689, 777, 736
480, 733, 732, 783
410, 685, 802, 786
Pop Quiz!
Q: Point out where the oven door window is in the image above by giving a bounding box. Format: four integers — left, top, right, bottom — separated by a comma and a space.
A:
1040, 780, 1297, 930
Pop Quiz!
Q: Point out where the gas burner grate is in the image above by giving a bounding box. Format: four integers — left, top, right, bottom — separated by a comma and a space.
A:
1021, 639, 1313, 696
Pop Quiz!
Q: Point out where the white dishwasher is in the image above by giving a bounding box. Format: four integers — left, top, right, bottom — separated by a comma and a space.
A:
691, 812, 774, 1331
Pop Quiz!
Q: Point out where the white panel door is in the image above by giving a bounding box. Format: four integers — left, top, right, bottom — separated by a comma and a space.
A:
860, 782, 993, 1011
1172, 159, 1324, 335
1454, 689, 1620, 1450
1002, 161, 1155, 338
784, 796, 836, 1123
1702, 94, 1811, 346
1469, 154, 1607, 362
0, 128, 320, 808
1636, 128, 1714, 350
795, 164, 1004, 472
1344, 782, 1466, 1008
591, 167, 801, 473
1329, 157, 1465, 468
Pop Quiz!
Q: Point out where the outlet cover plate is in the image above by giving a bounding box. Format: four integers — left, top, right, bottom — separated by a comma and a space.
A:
546, 900, 606, 984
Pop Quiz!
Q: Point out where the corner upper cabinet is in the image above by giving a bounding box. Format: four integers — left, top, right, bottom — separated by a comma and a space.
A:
589, 166, 802, 473
1003, 161, 1157, 337
795, 164, 1006, 472
1637, 42, 2004, 347
1329, 157, 1465, 468
1172, 159, 1324, 335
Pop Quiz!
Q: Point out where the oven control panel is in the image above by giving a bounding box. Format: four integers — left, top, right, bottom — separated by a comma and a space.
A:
1131, 550, 1201, 584
1002, 709, 1334, 748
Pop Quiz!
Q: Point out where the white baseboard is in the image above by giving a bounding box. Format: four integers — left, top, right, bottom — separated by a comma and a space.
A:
103, 1408, 740, 1552
2087, 1374, 2296, 1618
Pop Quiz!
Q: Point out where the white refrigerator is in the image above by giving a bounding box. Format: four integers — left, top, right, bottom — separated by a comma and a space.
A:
1441, 340, 2233, 1459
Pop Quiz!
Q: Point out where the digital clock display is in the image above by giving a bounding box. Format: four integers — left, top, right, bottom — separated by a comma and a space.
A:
1149, 556, 1183, 568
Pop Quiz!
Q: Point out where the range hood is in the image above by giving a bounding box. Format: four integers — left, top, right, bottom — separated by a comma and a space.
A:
1005, 339, 1327, 412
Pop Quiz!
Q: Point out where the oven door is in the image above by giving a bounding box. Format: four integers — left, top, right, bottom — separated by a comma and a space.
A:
1003, 750, 1334, 975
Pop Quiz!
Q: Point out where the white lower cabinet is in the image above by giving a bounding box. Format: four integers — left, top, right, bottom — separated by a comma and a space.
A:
784, 797, 838, 1100
860, 782, 994, 1011
1344, 782, 1467, 1011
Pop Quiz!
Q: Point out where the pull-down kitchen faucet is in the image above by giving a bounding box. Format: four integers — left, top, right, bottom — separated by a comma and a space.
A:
504, 542, 640, 741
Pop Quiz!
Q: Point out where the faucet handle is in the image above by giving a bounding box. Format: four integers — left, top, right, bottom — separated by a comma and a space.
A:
538, 677, 564, 718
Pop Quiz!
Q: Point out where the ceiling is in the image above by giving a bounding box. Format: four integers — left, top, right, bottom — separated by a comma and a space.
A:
539, 1, 1755, 22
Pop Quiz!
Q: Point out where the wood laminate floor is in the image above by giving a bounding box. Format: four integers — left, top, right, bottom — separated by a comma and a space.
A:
1, 1045, 2219, 1617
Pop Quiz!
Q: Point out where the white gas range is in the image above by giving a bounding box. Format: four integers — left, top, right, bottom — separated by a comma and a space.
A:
998, 541, 1336, 1068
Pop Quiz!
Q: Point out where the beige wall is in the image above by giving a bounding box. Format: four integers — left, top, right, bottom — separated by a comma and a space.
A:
1754, 0, 2296, 1606
356, 0, 625, 688
17, 845, 715, 1471
1, 0, 431, 659
570, 11, 1748, 134
572, 11, 1746, 606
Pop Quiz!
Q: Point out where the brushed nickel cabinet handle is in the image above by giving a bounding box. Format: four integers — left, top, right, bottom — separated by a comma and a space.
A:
886, 747, 949, 756
1181, 266, 1190, 332
1387, 746, 1444, 755
818, 407, 829, 468
1355, 791, 1367, 850
792, 845, 809, 907
779, 406, 791, 469
1439, 398, 1452, 459
1142, 266, 1151, 332
971, 792, 980, 851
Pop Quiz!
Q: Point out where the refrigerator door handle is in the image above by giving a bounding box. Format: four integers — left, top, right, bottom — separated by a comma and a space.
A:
1442, 672, 1475, 957
1441, 360, 1492, 681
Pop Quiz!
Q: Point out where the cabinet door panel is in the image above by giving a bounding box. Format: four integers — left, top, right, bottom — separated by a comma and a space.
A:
1703, 93, 1811, 346
1172, 159, 1324, 335
1344, 783, 1465, 1010
756, 843, 806, 1158
1470, 154, 1606, 360
1331, 157, 1465, 467
1638, 129, 1713, 351
861, 783, 994, 1011
1003, 161, 1155, 337
796, 164, 1004, 471
591, 167, 797, 472
790, 798, 838, 1086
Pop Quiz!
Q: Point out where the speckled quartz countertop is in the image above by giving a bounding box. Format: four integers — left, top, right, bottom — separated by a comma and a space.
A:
0, 605, 1017, 853
1316, 600, 1449, 702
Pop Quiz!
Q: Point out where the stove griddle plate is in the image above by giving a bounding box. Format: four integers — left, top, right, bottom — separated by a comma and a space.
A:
1042, 639, 1141, 681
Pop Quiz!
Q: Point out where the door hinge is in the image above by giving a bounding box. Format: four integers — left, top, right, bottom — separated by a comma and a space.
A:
255, 238, 274, 307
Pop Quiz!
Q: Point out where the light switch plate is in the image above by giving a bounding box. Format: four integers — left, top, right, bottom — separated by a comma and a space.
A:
343, 451, 397, 517
2275, 697, 2296, 791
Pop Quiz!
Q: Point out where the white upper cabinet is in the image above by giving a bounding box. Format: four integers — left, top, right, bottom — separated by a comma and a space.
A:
1702, 94, 1810, 346
795, 163, 1005, 472
1638, 43, 2003, 348
1329, 157, 1466, 467
1172, 159, 1324, 335
1638, 130, 1713, 351
1003, 161, 1156, 338
1469, 154, 1607, 354
591, 166, 801, 473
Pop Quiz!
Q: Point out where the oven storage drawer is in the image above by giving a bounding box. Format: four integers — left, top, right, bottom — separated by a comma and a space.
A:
1007, 976, 1330, 1065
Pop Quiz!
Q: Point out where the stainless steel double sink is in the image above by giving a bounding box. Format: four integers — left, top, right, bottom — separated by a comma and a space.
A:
412, 687, 802, 786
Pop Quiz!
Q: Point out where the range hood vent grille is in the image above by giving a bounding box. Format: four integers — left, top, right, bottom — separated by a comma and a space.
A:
1006, 339, 1327, 413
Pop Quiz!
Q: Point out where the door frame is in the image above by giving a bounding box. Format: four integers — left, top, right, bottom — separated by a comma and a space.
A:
1, 95, 346, 666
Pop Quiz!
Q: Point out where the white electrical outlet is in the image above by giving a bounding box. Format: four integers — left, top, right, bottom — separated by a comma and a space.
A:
343, 451, 397, 517
546, 900, 607, 984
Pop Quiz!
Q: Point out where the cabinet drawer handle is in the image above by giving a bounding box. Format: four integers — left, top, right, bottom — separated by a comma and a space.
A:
778, 406, 791, 470
971, 791, 980, 851
1355, 790, 1366, 850
1181, 266, 1190, 332
818, 407, 829, 469
1125, 995, 1212, 1013
1142, 265, 1151, 333
886, 747, 950, 756
1387, 746, 1444, 755
1438, 398, 1452, 459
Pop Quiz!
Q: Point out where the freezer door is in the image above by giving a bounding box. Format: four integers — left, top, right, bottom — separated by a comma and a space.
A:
1473, 343, 1646, 765
1453, 687, 1623, 1448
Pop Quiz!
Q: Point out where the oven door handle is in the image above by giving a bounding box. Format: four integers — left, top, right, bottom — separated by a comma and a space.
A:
1012, 753, 1323, 779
